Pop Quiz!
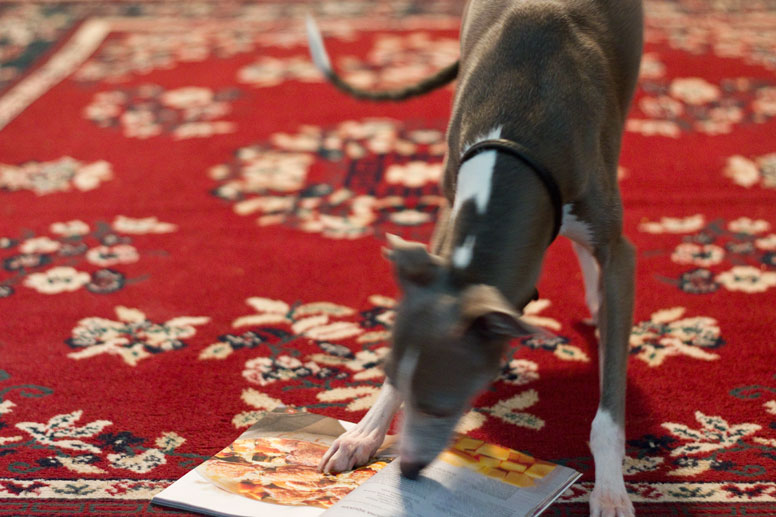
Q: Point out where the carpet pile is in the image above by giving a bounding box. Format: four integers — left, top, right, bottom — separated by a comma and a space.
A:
1, 1, 775, 515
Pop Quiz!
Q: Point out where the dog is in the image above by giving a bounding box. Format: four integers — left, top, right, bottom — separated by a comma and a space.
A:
307, 1, 643, 515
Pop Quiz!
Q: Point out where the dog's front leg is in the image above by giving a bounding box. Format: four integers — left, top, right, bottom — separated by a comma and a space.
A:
590, 235, 636, 517
318, 381, 402, 474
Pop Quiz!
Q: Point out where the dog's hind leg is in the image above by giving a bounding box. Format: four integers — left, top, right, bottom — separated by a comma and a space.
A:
589, 234, 635, 517
318, 382, 402, 474
571, 241, 601, 326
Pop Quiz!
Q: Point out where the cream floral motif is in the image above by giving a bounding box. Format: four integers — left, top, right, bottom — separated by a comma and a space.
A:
384, 161, 442, 188
13, 410, 190, 475
625, 119, 682, 138
728, 217, 771, 235
232, 388, 284, 428
316, 386, 380, 412
309, 366, 545, 432
335, 32, 459, 91
202, 295, 397, 426
210, 119, 447, 240
210, 149, 314, 194
639, 215, 706, 234
108, 449, 167, 474
645, 1, 776, 71
499, 359, 539, 386
0, 436, 22, 447
0, 157, 113, 195
518, 299, 590, 362
756, 234, 776, 250
663, 412, 762, 477
76, 30, 257, 83
15, 411, 112, 469
23, 266, 91, 294
645, 216, 776, 294
0, 400, 16, 416
671, 243, 725, 267
455, 411, 488, 434
64, 2, 462, 83
237, 32, 458, 91
85, 244, 139, 267
482, 389, 545, 431
319, 360, 544, 431
521, 298, 562, 331
669, 78, 720, 105
629, 307, 722, 366
200, 297, 363, 360
0, 4, 79, 87
19, 237, 61, 254
72, 15, 363, 84
311, 347, 389, 381
237, 56, 322, 87
723, 154, 776, 188
243, 356, 325, 386
51, 220, 90, 237
716, 265, 776, 293
156, 432, 186, 451
222, 293, 552, 433
753, 399, 776, 448
624, 456, 665, 476
625, 394, 776, 483
112, 215, 177, 234
628, 77, 775, 137
84, 85, 237, 140
67, 306, 210, 366
2, 216, 177, 297
215, 295, 394, 425
639, 52, 666, 80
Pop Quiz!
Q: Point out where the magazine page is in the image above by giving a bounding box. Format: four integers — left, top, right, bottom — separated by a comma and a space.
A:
153, 409, 580, 517
152, 408, 396, 516
152, 468, 324, 517
322, 436, 581, 517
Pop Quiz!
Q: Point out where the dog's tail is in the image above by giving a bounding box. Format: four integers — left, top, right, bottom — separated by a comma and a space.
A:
305, 15, 459, 102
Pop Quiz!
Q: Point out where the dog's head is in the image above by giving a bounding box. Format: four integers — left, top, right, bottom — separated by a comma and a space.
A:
381, 234, 534, 478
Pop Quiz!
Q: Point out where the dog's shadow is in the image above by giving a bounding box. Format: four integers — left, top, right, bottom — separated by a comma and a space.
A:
475, 319, 652, 470
568, 319, 650, 423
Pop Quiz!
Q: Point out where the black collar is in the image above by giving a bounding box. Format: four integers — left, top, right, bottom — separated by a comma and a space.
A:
459, 138, 564, 246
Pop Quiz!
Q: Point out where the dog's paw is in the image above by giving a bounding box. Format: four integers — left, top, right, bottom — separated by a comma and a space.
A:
589, 485, 635, 517
317, 427, 383, 474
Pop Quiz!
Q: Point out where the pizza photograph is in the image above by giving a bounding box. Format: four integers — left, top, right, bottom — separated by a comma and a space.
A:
198, 437, 389, 508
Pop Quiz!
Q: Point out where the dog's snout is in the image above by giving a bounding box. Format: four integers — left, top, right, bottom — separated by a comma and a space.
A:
399, 460, 426, 479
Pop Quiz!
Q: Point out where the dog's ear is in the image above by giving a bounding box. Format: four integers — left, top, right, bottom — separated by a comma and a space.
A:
383, 234, 443, 286
460, 284, 533, 339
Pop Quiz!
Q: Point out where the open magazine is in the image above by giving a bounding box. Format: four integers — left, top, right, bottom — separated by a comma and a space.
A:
152, 408, 580, 517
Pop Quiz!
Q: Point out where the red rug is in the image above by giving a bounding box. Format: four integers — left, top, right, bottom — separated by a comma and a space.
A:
1, 1, 776, 515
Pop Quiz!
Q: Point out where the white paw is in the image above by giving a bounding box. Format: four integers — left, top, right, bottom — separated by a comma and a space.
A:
589, 485, 635, 517
317, 428, 383, 474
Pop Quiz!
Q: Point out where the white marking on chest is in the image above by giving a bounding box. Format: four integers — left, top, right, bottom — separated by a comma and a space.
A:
452, 235, 476, 269
449, 126, 502, 269
559, 204, 594, 248
452, 126, 503, 218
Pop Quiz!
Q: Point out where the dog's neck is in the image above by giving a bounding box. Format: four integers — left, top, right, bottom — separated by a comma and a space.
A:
440, 135, 557, 309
